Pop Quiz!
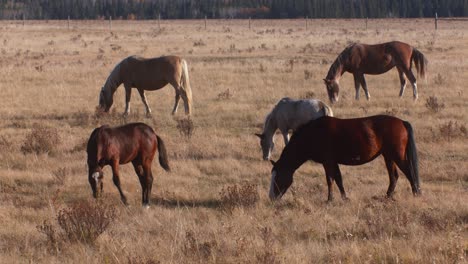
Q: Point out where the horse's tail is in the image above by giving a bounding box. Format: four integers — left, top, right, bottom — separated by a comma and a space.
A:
403, 121, 420, 195
180, 59, 193, 115
156, 135, 170, 172
411, 48, 428, 79
322, 103, 334, 117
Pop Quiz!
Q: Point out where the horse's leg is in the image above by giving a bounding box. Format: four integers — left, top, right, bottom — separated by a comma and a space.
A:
402, 68, 418, 100
384, 155, 399, 198
137, 89, 152, 117
141, 163, 154, 207
397, 67, 407, 97
111, 160, 128, 205
169, 82, 181, 115
360, 75, 370, 100
323, 163, 341, 201
332, 165, 348, 200
123, 84, 132, 116
353, 73, 361, 100
395, 160, 419, 196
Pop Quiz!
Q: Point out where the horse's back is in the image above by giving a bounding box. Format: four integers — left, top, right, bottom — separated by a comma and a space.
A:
301, 115, 406, 164
274, 98, 331, 130
90, 123, 157, 164
121, 56, 182, 88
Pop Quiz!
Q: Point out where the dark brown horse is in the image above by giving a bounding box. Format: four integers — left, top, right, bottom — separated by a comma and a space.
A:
323, 41, 428, 103
87, 123, 170, 207
269, 115, 420, 201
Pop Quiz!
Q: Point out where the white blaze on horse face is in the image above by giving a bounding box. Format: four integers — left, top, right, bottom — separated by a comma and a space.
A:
269, 170, 277, 200
92, 172, 100, 183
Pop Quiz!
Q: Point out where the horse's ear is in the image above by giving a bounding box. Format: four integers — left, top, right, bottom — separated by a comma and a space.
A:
255, 133, 263, 139
270, 160, 276, 166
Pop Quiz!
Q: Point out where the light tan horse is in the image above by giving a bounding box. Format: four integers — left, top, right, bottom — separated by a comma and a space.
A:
99, 55, 193, 116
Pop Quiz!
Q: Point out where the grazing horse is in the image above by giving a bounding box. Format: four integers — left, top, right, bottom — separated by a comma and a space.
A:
87, 123, 170, 207
269, 115, 420, 201
98, 55, 193, 116
255, 97, 333, 160
323, 41, 428, 103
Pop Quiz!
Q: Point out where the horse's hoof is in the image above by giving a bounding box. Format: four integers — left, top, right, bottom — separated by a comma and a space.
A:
143, 204, 150, 209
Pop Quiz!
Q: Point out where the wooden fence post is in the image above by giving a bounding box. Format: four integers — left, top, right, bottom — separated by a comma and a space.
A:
366, 17, 368, 30
109, 16, 112, 31
22, 14, 25, 27
435, 12, 438, 30
306, 16, 308, 30
204, 16, 207, 29
68, 15, 70, 30
158, 13, 161, 30
249, 17, 251, 29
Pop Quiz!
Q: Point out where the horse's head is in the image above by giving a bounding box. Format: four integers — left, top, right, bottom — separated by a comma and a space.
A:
255, 133, 274, 161
98, 87, 113, 112
269, 160, 293, 200
88, 168, 104, 198
323, 79, 340, 103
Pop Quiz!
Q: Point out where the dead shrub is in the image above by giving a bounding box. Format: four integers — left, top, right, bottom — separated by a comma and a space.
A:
425, 96, 445, 113
256, 227, 279, 264
176, 118, 194, 139
219, 183, 259, 213
21, 125, 61, 155
438, 121, 467, 142
193, 39, 206, 47
259, 63, 266, 72
433, 73, 446, 85
182, 231, 217, 260
217, 88, 232, 100
52, 167, 70, 186
304, 69, 313, 80
57, 200, 117, 245
37, 220, 61, 253
301, 91, 316, 99
0, 135, 13, 151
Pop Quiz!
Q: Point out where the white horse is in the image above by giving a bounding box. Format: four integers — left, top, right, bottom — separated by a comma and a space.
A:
255, 97, 334, 160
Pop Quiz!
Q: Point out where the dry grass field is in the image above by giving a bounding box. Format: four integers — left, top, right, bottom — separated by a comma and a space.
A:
0, 18, 467, 263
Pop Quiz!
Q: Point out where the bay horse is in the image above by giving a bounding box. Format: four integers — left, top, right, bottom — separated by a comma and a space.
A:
98, 55, 193, 117
323, 41, 428, 103
255, 97, 333, 160
86, 122, 170, 207
269, 115, 420, 201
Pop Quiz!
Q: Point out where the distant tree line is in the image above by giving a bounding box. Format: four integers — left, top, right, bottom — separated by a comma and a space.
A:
1, 0, 467, 20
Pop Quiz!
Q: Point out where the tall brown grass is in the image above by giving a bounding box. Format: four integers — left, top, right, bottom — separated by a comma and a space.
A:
0, 19, 466, 263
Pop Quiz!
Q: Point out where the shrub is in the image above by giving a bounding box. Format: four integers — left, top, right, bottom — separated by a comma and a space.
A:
176, 118, 194, 139
433, 73, 446, 85
256, 227, 278, 264
301, 91, 316, 99
304, 69, 313, 80
21, 125, 61, 155
57, 200, 117, 245
217, 89, 233, 100
182, 231, 217, 260
219, 183, 259, 213
37, 220, 60, 252
425, 96, 445, 113
439, 121, 467, 142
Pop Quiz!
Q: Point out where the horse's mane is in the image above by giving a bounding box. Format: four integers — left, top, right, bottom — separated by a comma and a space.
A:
102, 59, 124, 94
326, 43, 356, 80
